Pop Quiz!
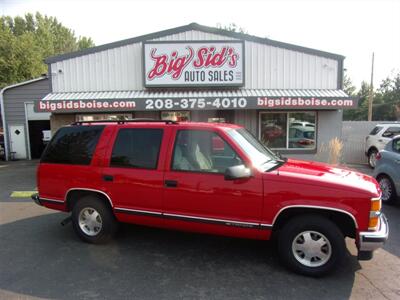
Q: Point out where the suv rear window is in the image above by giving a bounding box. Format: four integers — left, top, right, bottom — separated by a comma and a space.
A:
110, 128, 163, 169
369, 126, 383, 135
41, 126, 104, 165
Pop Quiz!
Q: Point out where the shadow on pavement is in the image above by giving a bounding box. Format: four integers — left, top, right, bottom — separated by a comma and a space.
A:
0, 213, 361, 300
382, 204, 400, 258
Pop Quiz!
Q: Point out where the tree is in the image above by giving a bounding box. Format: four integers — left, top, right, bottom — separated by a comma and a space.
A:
216, 23, 248, 34
0, 12, 95, 89
373, 73, 400, 121
343, 72, 400, 121
343, 72, 356, 96
77, 36, 95, 50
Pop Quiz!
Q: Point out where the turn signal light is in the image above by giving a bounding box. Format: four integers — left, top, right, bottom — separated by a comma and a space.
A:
368, 197, 382, 230
371, 198, 382, 211
369, 216, 379, 229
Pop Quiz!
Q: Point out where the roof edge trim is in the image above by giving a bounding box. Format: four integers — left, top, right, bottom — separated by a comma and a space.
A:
1, 77, 47, 94
45, 23, 345, 64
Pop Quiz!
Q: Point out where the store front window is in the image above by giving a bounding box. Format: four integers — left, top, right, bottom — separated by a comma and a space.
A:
161, 111, 190, 121
259, 112, 316, 150
76, 113, 132, 122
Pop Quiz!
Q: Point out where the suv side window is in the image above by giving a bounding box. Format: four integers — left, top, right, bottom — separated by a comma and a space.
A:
41, 126, 104, 165
171, 130, 243, 173
382, 126, 400, 138
110, 128, 163, 169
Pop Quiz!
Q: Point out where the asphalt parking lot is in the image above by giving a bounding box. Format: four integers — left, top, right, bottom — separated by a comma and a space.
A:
0, 161, 399, 300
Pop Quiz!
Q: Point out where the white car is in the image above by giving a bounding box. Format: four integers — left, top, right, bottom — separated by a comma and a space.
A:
365, 123, 400, 168
290, 121, 315, 128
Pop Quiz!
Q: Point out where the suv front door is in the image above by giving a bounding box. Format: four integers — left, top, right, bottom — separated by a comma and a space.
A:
163, 127, 264, 238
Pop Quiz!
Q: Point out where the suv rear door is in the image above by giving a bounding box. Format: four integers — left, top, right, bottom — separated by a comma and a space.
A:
102, 125, 172, 227
162, 126, 264, 239
39, 125, 105, 203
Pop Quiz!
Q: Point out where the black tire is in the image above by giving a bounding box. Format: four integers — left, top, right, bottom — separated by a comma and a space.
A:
71, 195, 118, 244
377, 175, 397, 205
368, 149, 378, 168
278, 214, 345, 277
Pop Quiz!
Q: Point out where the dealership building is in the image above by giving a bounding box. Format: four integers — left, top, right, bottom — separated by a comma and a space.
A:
1, 23, 356, 161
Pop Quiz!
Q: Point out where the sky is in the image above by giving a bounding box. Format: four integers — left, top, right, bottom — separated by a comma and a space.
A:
1, 0, 400, 89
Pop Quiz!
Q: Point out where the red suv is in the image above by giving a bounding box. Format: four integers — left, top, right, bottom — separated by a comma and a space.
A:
32, 120, 388, 277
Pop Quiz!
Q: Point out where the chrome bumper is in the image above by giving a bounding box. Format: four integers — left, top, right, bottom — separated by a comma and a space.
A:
358, 213, 389, 252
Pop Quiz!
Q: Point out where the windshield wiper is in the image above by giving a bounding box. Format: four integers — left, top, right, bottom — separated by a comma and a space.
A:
263, 157, 287, 172
261, 159, 273, 165
276, 157, 287, 163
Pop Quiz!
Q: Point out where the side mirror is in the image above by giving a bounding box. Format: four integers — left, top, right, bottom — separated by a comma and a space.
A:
224, 165, 252, 180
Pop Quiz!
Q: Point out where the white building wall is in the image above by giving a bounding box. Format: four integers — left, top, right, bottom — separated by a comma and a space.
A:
50, 30, 338, 92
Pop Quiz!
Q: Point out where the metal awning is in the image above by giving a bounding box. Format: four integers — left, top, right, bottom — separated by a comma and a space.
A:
42, 89, 349, 101
36, 89, 356, 113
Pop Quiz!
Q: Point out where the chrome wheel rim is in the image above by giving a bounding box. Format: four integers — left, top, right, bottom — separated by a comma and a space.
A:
78, 207, 102, 236
369, 152, 377, 167
292, 231, 332, 267
379, 177, 392, 202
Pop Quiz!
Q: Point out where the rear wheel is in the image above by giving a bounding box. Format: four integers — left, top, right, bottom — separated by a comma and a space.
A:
368, 149, 378, 168
71, 196, 118, 244
278, 215, 345, 277
378, 175, 397, 205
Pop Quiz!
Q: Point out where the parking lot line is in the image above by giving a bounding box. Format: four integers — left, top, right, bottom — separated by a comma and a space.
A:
10, 191, 37, 198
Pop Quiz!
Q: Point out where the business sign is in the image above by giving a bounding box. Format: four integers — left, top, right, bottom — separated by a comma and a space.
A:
143, 41, 244, 87
35, 97, 358, 113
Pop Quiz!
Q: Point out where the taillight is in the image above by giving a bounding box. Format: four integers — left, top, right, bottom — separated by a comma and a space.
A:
376, 152, 381, 160
368, 197, 382, 230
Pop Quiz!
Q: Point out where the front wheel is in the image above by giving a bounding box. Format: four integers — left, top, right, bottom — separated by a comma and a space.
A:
278, 215, 345, 277
71, 196, 118, 244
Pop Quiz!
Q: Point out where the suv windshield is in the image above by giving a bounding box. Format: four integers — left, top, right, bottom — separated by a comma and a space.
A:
227, 128, 280, 166
369, 126, 383, 135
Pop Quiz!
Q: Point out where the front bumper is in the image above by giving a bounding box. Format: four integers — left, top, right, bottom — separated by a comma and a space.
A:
358, 213, 389, 252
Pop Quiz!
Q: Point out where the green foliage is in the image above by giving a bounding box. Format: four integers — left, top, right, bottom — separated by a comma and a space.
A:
77, 36, 95, 50
343, 72, 400, 121
343, 73, 356, 96
0, 12, 95, 89
216, 23, 248, 34
373, 73, 400, 120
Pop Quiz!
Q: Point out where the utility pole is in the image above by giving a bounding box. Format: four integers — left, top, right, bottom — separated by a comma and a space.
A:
368, 52, 374, 121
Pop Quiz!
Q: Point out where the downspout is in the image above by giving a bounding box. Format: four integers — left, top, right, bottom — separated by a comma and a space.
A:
0, 87, 9, 161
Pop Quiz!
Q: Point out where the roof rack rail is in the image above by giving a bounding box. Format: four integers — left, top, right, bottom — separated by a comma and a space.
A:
72, 118, 178, 125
